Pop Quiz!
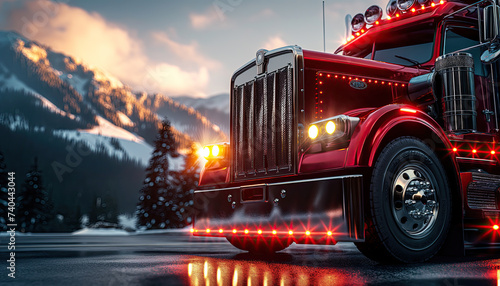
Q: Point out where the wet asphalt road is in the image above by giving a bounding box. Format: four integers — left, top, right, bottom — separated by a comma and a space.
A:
0, 232, 498, 285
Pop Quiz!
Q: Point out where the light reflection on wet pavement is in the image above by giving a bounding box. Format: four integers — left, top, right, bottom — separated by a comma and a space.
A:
1, 233, 498, 285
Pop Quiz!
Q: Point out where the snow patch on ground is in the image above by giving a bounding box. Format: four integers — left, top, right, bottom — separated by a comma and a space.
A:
0, 72, 76, 120
72, 228, 129, 236
87, 116, 143, 142
117, 111, 134, 127
61, 74, 88, 96
53, 129, 153, 166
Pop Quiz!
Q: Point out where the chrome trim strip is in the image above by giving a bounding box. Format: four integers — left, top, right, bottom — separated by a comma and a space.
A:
457, 156, 497, 163
195, 175, 363, 193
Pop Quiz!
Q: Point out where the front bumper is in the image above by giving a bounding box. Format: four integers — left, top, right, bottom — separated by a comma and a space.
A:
192, 175, 364, 243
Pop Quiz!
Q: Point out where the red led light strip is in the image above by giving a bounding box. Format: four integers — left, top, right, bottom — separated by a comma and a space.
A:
191, 228, 336, 237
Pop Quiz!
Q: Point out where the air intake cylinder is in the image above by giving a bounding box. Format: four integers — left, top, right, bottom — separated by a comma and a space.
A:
435, 53, 477, 132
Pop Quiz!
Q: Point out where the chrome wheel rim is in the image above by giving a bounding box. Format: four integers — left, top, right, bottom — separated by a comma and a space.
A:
391, 165, 439, 238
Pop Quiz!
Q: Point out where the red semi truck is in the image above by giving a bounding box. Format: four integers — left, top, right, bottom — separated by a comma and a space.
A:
192, 0, 500, 262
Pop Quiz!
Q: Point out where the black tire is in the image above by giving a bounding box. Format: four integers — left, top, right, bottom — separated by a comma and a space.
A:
227, 236, 292, 254
355, 136, 452, 263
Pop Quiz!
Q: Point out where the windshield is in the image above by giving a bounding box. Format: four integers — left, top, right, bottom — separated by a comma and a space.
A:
343, 22, 435, 66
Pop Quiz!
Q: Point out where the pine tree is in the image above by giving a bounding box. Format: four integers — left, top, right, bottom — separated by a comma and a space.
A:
136, 120, 179, 229
17, 157, 53, 232
0, 151, 8, 231
174, 142, 199, 228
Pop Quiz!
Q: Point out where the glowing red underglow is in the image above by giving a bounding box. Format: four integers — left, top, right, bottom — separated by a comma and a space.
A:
494, 225, 499, 230
400, 108, 418, 113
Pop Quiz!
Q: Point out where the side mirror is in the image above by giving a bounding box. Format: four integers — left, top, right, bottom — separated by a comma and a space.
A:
481, 4, 500, 63
483, 5, 500, 41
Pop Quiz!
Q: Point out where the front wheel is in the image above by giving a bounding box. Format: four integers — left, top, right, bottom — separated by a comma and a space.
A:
227, 237, 292, 254
355, 137, 452, 263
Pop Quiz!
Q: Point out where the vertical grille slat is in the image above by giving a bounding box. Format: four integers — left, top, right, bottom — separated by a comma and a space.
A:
232, 65, 294, 180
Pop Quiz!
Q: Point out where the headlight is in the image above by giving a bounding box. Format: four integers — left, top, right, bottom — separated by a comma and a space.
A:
397, 0, 415, 11
386, 0, 398, 17
325, 121, 336, 134
308, 125, 319, 139
351, 13, 366, 33
202, 143, 228, 160
365, 5, 383, 25
307, 115, 360, 143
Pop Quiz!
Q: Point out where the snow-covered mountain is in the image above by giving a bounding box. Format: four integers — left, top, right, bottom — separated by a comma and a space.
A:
0, 30, 227, 166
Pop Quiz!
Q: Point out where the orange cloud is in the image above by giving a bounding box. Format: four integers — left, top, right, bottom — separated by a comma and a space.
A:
5, 0, 213, 97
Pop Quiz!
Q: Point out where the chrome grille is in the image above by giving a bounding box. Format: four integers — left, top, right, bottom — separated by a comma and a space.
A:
232, 66, 294, 180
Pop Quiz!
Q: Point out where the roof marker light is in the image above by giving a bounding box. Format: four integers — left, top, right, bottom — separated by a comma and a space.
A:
190, 228, 195, 233
453, 148, 458, 152
244, 229, 249, 234
288, 230, 294, 235
327, 231, 333, 236
272, 230, 277, 235
431, 2, 435, 7
219, 229, 224, 233
491, 150, 496, 155
305, 231, 311, 236
411, 8, 416, 12
232, 229, 237, 234
257, 229, 262, 234
472, 149, 477, 154
206, 229, 211, 233
494, 225, 499, 230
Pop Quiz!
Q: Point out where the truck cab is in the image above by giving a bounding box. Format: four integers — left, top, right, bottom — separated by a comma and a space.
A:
192, 0, 500, 263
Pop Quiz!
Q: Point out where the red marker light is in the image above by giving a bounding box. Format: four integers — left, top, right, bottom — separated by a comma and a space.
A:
288, 230, 294, 235
375, 21, 379, 25
272, 230, 277, 235
219, 229, 223, 233
190, 228, 195, 233
400, 108, 418, 113
421, 5, 426, 9
232, 229, 237, 234
305, 231, 311, 236
257, 229, 262, 234
356, 32, 360, 36
431, 2, 435, 7
327, 231, 333, 236
491, 150, 496, 155
472, 149, 477, 154
440, 0, 444, 4
493, 225, 499, 230
411, 8, 416, 12
206, 229, 211, 233
387, 16, 392, 20
396, 13, 400, 17
244, 229, 249, 234
452, 148, 457, 152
